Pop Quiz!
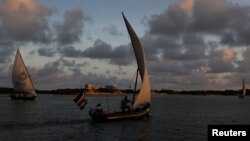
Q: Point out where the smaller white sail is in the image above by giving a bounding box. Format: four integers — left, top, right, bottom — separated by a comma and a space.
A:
242, 79, 246, 96
12, 48, 36, 96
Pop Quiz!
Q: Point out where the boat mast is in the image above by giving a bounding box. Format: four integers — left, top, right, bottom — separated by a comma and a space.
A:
132, 68, 139, 104
106, 94, 110, 114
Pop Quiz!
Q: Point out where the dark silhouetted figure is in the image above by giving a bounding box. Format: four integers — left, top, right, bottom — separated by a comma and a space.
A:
121, 96, 132, 112
95, 103, 103, 114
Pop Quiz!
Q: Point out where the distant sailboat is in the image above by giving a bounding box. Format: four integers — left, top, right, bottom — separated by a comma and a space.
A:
239, 78, 246, 98
88, 12, 151, 122
10, 48, 37, 100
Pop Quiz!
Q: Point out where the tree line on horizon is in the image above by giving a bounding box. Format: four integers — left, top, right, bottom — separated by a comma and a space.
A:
0, 87, 246, 96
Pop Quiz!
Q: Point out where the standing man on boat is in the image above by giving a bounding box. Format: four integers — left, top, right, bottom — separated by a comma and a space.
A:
121, 96, 132, 112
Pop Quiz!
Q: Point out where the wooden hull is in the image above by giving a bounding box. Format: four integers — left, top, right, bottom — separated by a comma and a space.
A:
89, 105, 150, 122
10, 95, 36, 101
107, 108, 150, 120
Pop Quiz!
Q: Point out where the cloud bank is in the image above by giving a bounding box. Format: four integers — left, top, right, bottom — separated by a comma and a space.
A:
2, 0, 250, 90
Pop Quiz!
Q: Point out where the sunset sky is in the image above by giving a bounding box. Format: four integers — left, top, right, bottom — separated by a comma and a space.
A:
1, 0, 250, 90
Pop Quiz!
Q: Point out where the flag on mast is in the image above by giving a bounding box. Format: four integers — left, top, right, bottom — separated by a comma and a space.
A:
74, 89, 87, 109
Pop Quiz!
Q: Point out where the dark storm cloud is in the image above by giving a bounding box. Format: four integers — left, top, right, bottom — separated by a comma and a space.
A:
190, 0, 231, 33
82, 39, 132, 65
58, 46, 82, 58
56, 58, 76, 67
208, 58, 235, 73
141, 0, 250, 89
148, 2, 189, 37
141, 33, 206, 62
0, 65, 12, 87
145, 35, 182, 60
0, 0, 93, 51
180, 34, 207, 60
54, 39, 132, 66
150, 61, 191, 75
207, 48, 236, 73
33, 61, 66, 89
82, 39, 113, 58
237, 48, 250, 73
37, 47, 56, 57
0, 41, 16, 87
192, 0, 250, 46
55, 8, 85, 45
0, 0, 53, 43
102, 24, 123, 36
0, 42, 15, 63
76, 61, 89, 67
109, 45, 133, 65
140, 33, 161, 62
36, 61, 63, 77
148, 0, 250, 46
145, 0, 249, 61
34, 58, 91, 89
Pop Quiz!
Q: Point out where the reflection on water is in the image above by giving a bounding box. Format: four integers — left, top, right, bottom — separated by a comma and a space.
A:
0, 94, 250, 141
84, 119, 150, 141
122, 120, 151, 141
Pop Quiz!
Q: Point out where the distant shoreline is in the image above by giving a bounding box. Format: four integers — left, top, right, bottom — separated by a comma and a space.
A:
0, 93, 247, 97
51, 92, 245, 97
0, 87, 246, 96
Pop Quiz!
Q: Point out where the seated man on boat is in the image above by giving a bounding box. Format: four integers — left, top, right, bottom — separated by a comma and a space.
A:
88, 103, 107, 121
121, 96, 132, 112
95, 103, 103, 114
89, 103, 103, 115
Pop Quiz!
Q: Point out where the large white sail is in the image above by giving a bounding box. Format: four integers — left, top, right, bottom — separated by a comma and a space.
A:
122, 13, 151, 109
12, 48, 36, 96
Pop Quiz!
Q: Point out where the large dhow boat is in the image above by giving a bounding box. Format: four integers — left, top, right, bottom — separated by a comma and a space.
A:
89, 13, 151, 122
10, 48, 37, 100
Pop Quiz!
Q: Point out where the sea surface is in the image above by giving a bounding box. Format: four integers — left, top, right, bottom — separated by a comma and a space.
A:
0, 94, 250, 141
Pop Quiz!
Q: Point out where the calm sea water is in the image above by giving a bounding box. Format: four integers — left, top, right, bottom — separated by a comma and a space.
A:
0, 94, 250, 141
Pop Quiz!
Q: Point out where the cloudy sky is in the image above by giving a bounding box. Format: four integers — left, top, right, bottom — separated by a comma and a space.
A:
1, 0, 250, 91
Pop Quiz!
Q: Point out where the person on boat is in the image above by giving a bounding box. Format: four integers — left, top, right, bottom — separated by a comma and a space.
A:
95, 103, 103, 114
121, 96, 132, 112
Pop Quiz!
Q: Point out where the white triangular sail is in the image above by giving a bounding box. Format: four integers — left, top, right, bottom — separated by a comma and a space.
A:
12, 48, 36, 96
122, 13, 151, 109
242, 79, 246, 96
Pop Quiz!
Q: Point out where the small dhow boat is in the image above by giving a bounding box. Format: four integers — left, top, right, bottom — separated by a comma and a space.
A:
10, 48, 37, 100
239, 78, 246, 98
89, 12, 151, 122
